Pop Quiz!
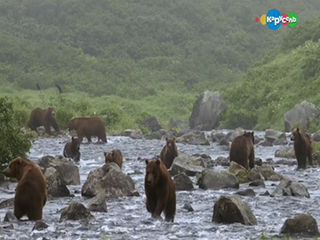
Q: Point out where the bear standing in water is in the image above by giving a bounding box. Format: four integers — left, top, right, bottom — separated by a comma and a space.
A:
104, 149, 123, 169
159, 137, 178, 169
291, 128, 313, 169
63, 136, 81, 162
3, 157, 47, 220
229, 131, 255, 169
144, 159, 176, 222
68, 117, 107, 143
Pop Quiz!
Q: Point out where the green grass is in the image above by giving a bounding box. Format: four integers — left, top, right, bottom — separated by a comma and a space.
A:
0, 85, 196, 133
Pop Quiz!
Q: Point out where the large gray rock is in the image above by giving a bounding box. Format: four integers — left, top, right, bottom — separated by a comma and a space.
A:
225, 127, 245, 142
176, 131, 210, 145
275, 148, 295, 158
271, 179, 310, 198
38, 156, 80, 185
87, 192, 107, 212
81, 162, 139, 198
141, 116, 162, 132
197, 169, 239, 190
265, 129, 282, 144
170, 153, 207, 176
60, 202, 95, 222
189, 91, 227, 130
284, 101, 320, 132
280, 214, 320, 238
173, 172, 194, 191
44, 167, 70, 197
213, 196, 257, 225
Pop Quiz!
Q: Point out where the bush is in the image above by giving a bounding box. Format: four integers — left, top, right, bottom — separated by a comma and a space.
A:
0, 97, 33, 172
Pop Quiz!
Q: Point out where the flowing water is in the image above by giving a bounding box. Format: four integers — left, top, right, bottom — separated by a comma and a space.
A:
0, 131, 319, 240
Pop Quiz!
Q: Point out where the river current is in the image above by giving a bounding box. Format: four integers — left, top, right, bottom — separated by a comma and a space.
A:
0, 130, 319, 240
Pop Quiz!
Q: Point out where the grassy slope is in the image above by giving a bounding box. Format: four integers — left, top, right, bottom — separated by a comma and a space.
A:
220, 16, 320, 131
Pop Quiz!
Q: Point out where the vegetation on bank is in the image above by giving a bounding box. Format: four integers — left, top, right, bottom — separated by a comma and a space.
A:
220, 16, 320, 131
0, 98, 33, 171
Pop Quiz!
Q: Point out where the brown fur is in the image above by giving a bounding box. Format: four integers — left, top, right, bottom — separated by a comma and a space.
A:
290, 128, 313, 169
160, 137, 178, 169
63, 137, 81, 162
104, 149, 123, 169
68, 117, 107, 143
27, 107, 60, 135
3, 157, 47, 220
229, 131, 255, 169
144, 158, 176, 222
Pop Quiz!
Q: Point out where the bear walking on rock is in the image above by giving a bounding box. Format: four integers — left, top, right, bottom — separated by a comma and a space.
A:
27, 107, 60, 135
63, 136, 81, 162
291, 128, 313, 169
3, 157, 47, 220
68, 117, 107, 143
229, 131, 255, 170
159, 137, 178, 169
104, 149, 123, 169
144, 159, 176, 222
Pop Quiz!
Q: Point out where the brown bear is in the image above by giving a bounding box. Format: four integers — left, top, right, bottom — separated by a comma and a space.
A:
68, 117, 107, 143
3, 157, 47, 220
159, 137, 178, 169
144, 158, 176, 222
27, 107, 60, 135
104, 149, 123, 169
291, 128, 313, 169
229, 131, 255, 169
63, 136, 81, 162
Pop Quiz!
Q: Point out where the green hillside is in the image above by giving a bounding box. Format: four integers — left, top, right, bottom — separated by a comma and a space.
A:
0, 0, 320, 132
221, 16, 320, 131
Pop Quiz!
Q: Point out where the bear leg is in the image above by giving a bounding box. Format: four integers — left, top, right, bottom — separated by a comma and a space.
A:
307, 150, 313, 167
164, 203, 175, 222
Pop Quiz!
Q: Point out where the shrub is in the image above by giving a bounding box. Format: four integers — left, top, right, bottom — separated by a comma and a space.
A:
0, 97, 33, 172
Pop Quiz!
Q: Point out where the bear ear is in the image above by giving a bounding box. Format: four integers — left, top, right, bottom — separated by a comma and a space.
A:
112, 150, 115, 157
145, 160, 149, 165
104, 152, 107, 157
173, 137, 176, 141
297, 128, 300, 132
166, 137, 168, 141
72, 136, 74, 140
156, 159, 161, 165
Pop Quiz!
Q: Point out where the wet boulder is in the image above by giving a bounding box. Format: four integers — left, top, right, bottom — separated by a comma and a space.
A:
257, 164, 282, 181
144, 129, 177, 140
273, 133, 288, 145
229, 161, 250, 183
275, 148, 295, 158
284, 101, 320, 132
32, 220, 49, 231
280, 214, 320, 238
210, 130, 226, 142
235, 188, 256, 197
213, 196, 257, 225
249, 180, 266, 188
3, 211, 18, 223
265, 129, 282, 144
141, 116, 162, 132
197, 169, 239, 190
225, 127, 245, 142
173, 172, 194, 191
176, 131, 210, 145
271, 179, 310, 198
60, 202, 95, 222
38, 155, 80, 185
189, 90, 227, 131
170, 153, 207, 177
44, 167, 70, 197
81, 162, 139, 198
214, 156, 229, 167
87, 192, 107, 212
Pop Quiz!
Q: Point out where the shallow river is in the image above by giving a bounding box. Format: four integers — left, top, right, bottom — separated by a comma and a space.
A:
0, 131, 319, 240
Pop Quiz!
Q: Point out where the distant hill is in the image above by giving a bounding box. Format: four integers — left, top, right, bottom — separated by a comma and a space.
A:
220, 16, 320, 131
0, 0, 319, 98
